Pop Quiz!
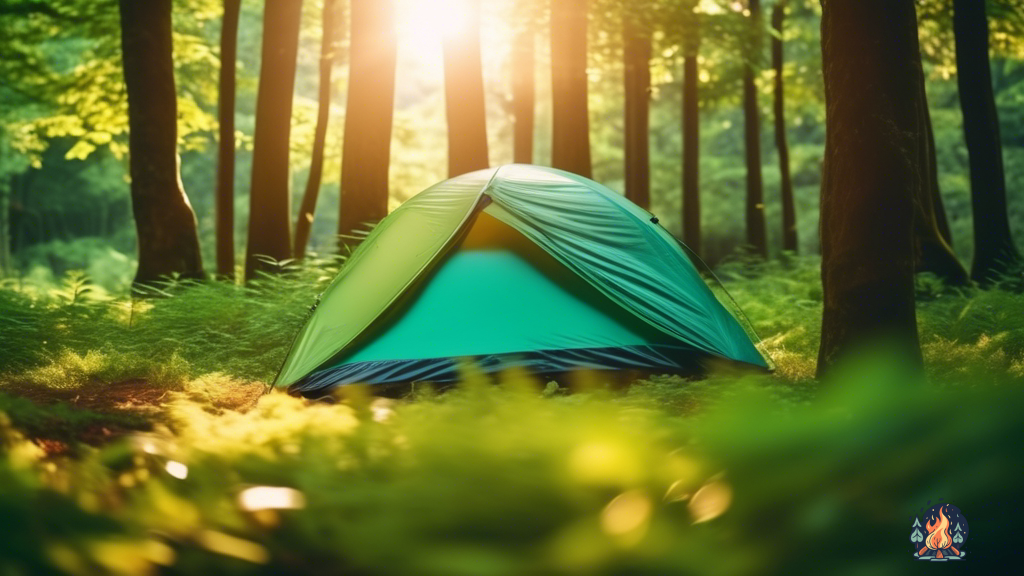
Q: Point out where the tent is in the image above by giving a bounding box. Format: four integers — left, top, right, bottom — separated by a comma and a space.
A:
275, 164, 769, 396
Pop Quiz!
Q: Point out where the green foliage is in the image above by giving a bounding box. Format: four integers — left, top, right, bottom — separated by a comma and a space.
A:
0, 349, 1021, 574
1, 256, 1023, 574
4, 0, 1022, 277
0, 260, 343, 385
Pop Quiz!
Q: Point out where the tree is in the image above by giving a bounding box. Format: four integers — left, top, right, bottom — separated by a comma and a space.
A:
295, 0, 340, 259
623, 12, 651, 209
339, 0, 398, 242
953, 0, 1023, 284
926, 114, 954, 247
512, 26, 535, 164
0, 177, 10, 277
245, 0, 303, 279
743, 0, 767, 258
911, 517, 924, 545
118, 0, 204, 285
443, 0, 489, 177
681, 3, 701, 254
216, 0, 242, 278
550, 0, 592, 178
913, 76, 969, 285
816, 0, 923, 375
772, 0, 796, 253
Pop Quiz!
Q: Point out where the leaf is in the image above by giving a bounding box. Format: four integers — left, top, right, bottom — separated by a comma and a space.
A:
65, 139, 96, 160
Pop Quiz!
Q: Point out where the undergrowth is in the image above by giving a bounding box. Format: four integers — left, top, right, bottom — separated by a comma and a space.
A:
0, 257, 1021, 575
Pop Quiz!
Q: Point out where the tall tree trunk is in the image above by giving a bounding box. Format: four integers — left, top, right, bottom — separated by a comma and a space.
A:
926, 114, 954, 247
339, 0, 398, 243
216, 0, 241, 279
118, 0, 204, 285
550, 0, 592, 178
772, 1, 796, 253
512, 27, 535, 164
913, 76, 970, 285
294, 0, 340, 259
245, 0, 302, 279
443, 0, 489, 177
682, 15, 700, 254
952, 0, 1022, 284
816, 0, 922, 376
0, 177, 10, 277
743, 0, 767, 258
623, 16, 650, 209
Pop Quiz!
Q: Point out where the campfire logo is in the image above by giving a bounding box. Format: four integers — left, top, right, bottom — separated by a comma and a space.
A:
911, 503, 968, 561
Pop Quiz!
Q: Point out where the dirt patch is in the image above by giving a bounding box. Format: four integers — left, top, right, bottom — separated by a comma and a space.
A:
2, 378, 174, 416
0, 377, 266, 454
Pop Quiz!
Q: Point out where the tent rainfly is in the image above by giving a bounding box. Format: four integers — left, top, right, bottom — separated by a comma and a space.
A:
275, 164, 769, 396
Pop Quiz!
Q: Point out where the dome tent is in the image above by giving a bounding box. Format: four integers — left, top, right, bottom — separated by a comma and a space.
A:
275, 165, 769, 396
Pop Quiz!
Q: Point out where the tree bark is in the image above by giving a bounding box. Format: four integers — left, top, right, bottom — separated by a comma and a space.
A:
245, 0, 303, 279
294, 0, 339, 259
339, 0, 398, 244
772, 1, 796, 253
118, 0, 204, 285
926, 112, 954, 247
816, 0, 922, 376
623, 16, 651, 209
682, 17, 700, 254
743, 0, 767, 258
216, 0, 241, 278
952, 0, 1022, 284
443, 0, 489, 177
550, 0, 591, 178
0, 177, 10, 277
512, 27, 534, 164
913, 75, 970, 285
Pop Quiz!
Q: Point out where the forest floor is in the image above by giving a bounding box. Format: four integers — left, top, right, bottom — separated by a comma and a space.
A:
0, 255, 1021, 575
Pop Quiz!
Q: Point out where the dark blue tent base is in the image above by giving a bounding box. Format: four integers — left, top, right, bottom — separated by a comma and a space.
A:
288, 344, 761, 397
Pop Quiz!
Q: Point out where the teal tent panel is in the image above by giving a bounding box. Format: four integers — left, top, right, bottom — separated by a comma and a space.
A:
274, 169, 495, 387
330, 247, 676, 366
484, 165, 768, 368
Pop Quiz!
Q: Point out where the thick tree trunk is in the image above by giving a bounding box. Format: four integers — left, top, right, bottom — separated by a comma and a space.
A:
816, 0, 922, 376
216, 0, 241, 279
682, 53, 700, 254
743, 0, 767, 258
512, 27, 535, 164
952, 0, 1022, 284
294, 0, 339, 260
550, 0, 592, 178
245, 0, 302, 279
118, 0, 204, 285
772, 1, 796, 253
443, 0, 489, 177
914, 76, 970, 285
623, 16, 650, 209
339, 0, 398, 243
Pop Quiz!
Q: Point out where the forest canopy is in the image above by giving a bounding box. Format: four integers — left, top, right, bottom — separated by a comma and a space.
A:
2, 0, 1021, 287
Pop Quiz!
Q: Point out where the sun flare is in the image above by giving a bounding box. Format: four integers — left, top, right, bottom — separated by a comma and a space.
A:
396, 0, 472, 53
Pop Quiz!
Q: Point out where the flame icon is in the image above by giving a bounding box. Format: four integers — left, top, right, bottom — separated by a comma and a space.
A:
915, 505, 964, 560
925, 505, 953, 551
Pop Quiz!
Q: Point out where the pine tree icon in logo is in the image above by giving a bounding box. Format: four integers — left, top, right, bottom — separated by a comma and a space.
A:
910, 517, 924, 544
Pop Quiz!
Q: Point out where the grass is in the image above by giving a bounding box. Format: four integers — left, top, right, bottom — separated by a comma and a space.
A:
0, 256, 1021, 575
